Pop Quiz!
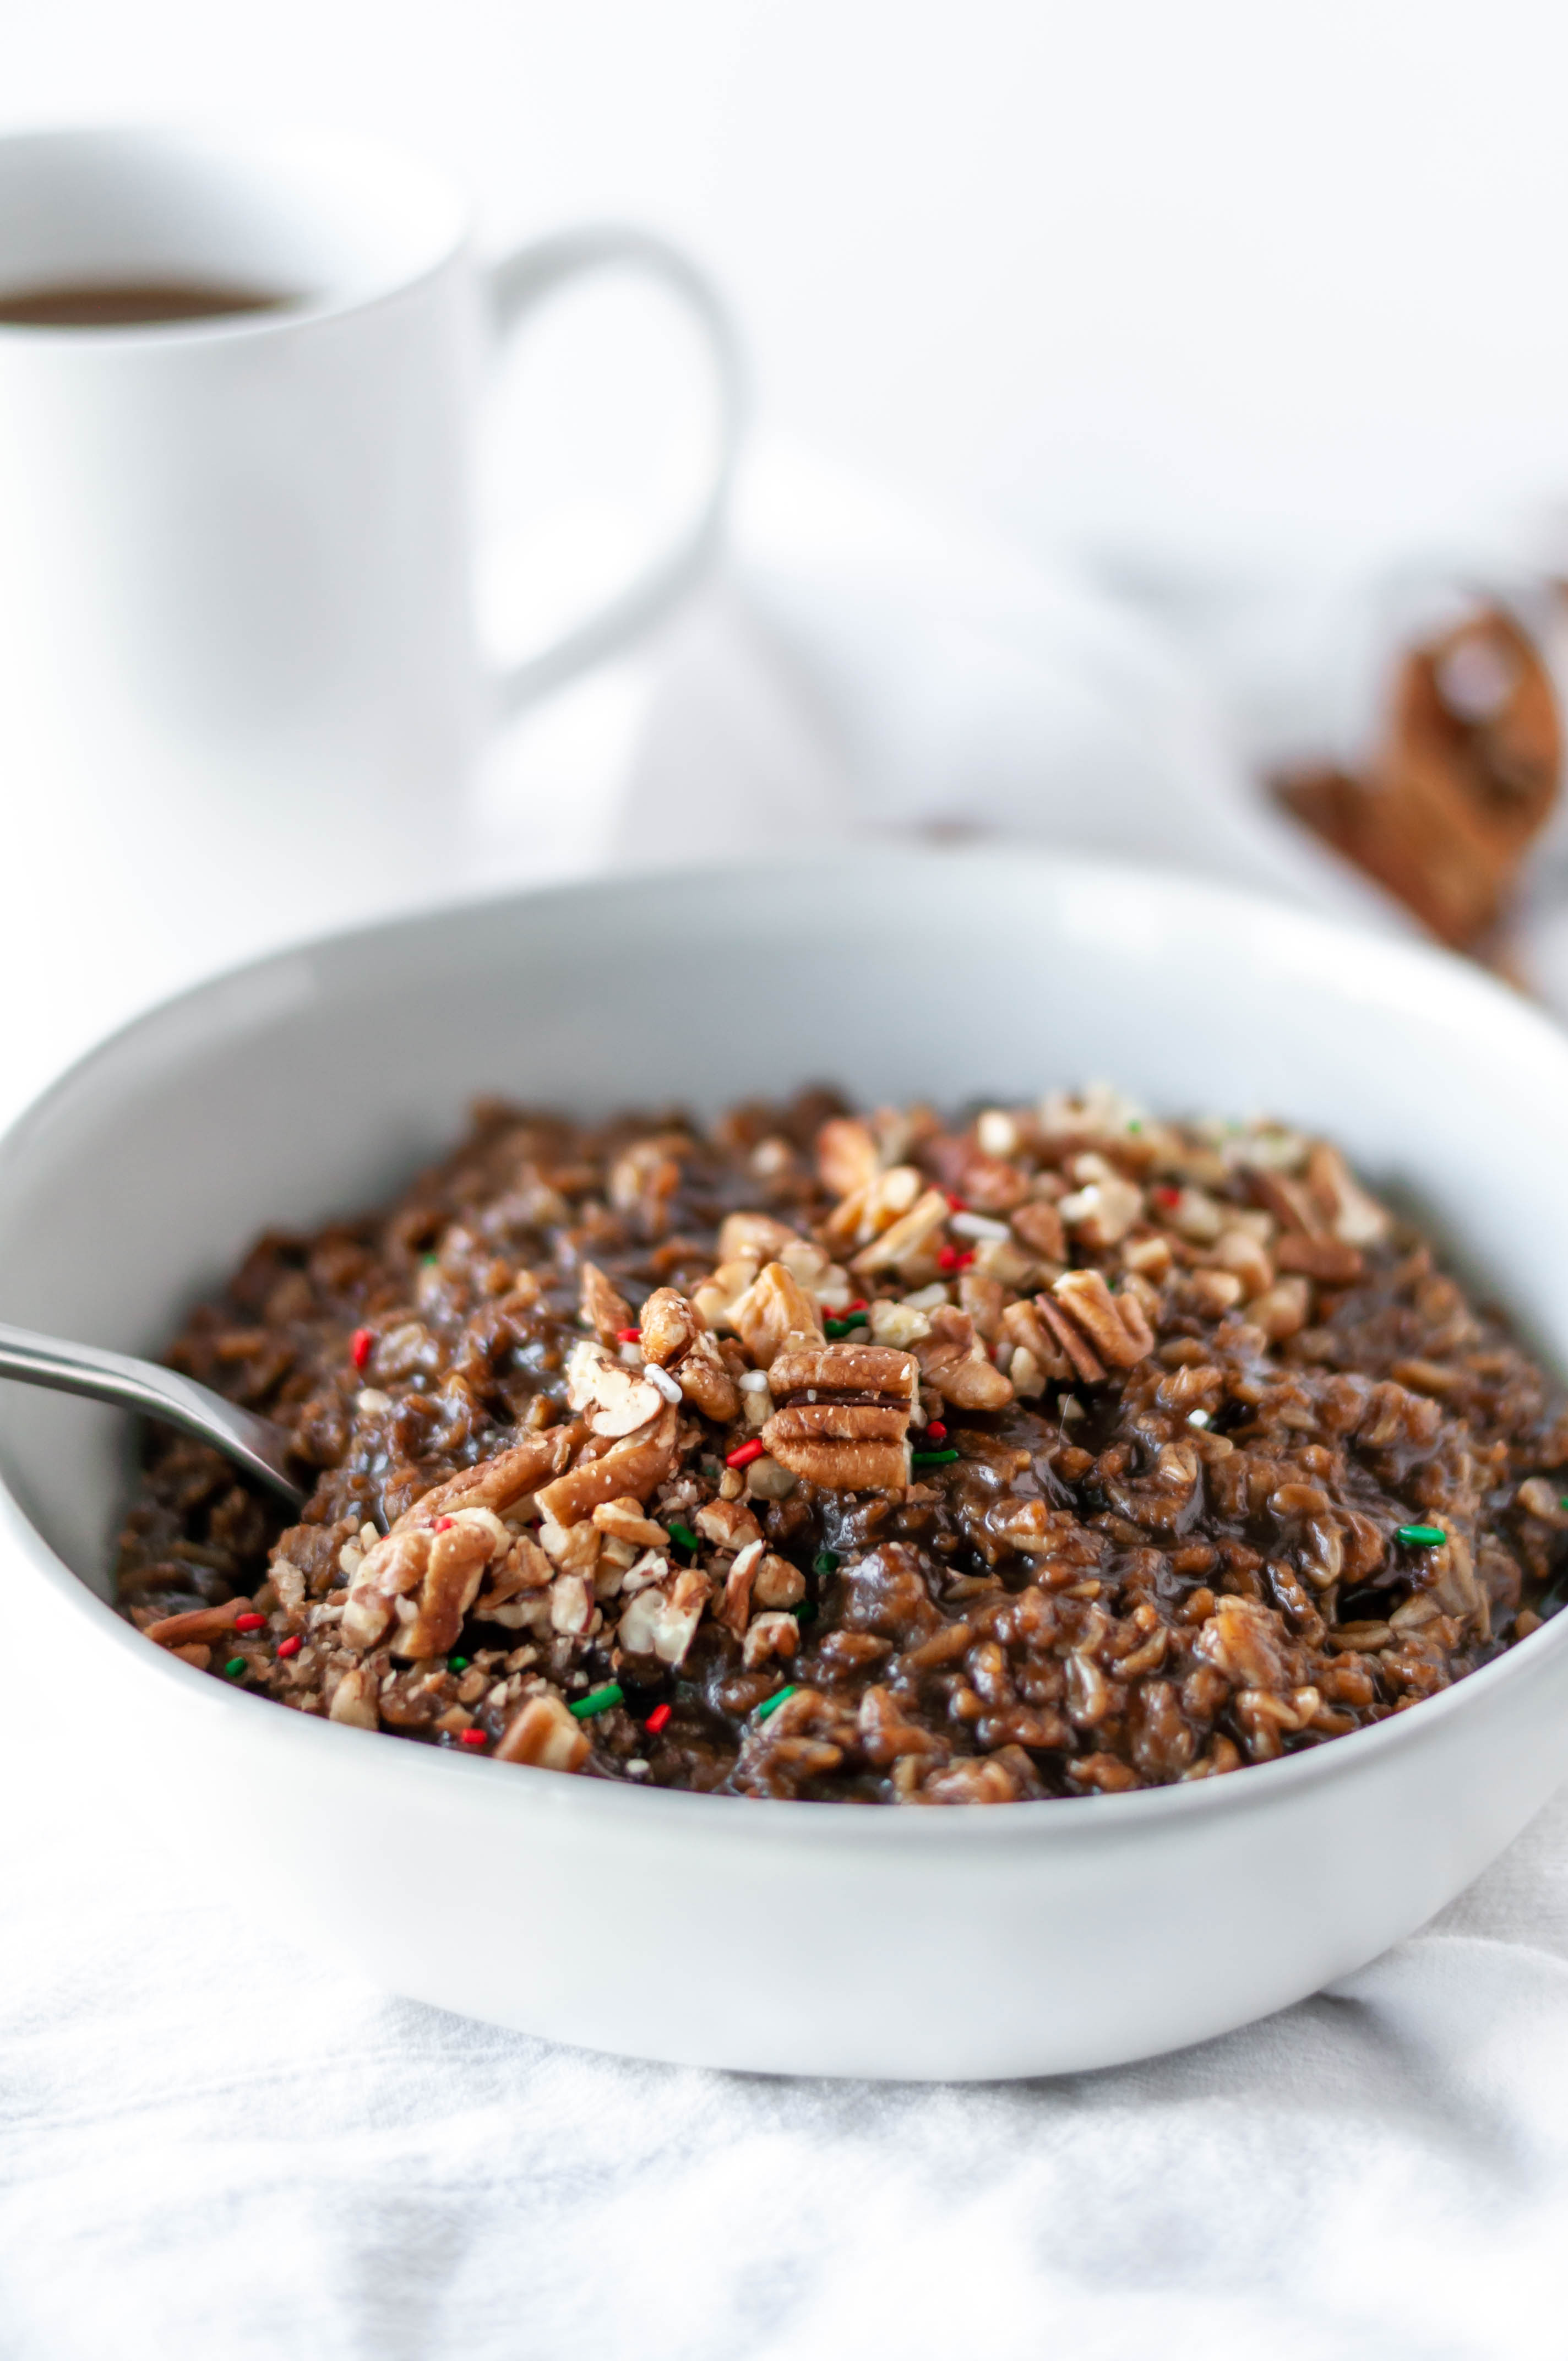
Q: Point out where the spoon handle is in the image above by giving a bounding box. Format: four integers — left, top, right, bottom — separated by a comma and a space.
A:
0, 1321, 305, 1508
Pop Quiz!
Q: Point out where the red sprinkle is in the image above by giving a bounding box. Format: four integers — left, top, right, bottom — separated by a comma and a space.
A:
616, 1326, 642, 1343
276, 1635, 303, 1661
845, 1298, 868, 1314
937, 1245, 976, 1274
1154, 1185, 1181, 1207
431, 1516, 455, 1532
233, 1612, 265, 1634
459, 1727, 488, 1748
726, 1438, 766, 1469
924, 1421, 948, 1444
350, 1327, 373, 1371
645, 1702, 672, 1735
946, 1193, 967, 1212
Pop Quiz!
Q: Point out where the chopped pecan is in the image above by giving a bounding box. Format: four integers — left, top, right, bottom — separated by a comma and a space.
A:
1207, 1228, 1275, 1298
913, 1305, 1013, 1411
143, 1597, 254, 1649
579, 1261, 633, 1345
694, 1496, 764, 1552
753, 1551, 805, 1607
1047, 1269, 1154, 1375
638, 1286, 741, 1419
396, 1432, 572, 1528
1010, 1198, 1066, 1260
923, 1133, 1029, 1213
1275, 1235, 1365, 1283
849, 1187, 950, 1277
690, 1255, 760, 1331
592, 1497, 669, 1547
728, 1260, 824, 1370
618, 1566, 712, 1664
718, 1211, 802, 1264
998, 1297, 1071, 1382
1306, 1142, 1391, 1247
821, 1165, 922, 1252
327, 1666, 380, 1730
638, 1286, 701, 1364
476, 1530, 553, 1611
1248, 1277, 1311, 1341
1058, 1157, 1144, 1248
718, 1537, 765, 1634
494, 1693, 590, 1771
743, 1610, 801, 1669
535, 1402, 680, 1526
816, 1117, 882, 1198
565, 1339, 664, 1437
761, 1341, 916, 1492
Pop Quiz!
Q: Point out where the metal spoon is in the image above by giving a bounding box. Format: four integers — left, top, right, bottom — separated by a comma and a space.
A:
0, 1320, 305, 1509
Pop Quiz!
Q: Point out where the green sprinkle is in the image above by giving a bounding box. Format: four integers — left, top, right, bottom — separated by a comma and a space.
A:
755, 1684, 798, 1722
421, 1252, 439, 1266
825, 1316, 869, 1339
913, 1449, 960, 1467
791, 1600, 818, 1624
448, 1656, 470, 1674
223, 1656, 246, 1680
813, 1549, 840, 1576
1396, 1524, 1447, 1548
569, 1682, 624, 1720
1127, 1119, 1143, 1133
668, 1521, 699, 1554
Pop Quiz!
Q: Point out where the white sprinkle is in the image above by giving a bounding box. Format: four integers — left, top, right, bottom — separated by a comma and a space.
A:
949, 1210, 1011, 1242
1188, 1408, 1212, 1429
356, 1388, 393, 1414
645, 1362, 682, 1404
738, 1369, 772, 1393
625, 1759, 650, 1776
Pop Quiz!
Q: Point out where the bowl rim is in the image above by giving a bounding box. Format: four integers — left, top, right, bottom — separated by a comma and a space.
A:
5, 844, 1568, 1846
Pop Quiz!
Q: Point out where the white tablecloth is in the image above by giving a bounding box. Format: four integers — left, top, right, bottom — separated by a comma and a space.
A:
1, 460, 1560, 2359
4, 1682, 1565, 2361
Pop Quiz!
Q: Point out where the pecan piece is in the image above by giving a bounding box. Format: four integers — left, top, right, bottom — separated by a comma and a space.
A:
397, 1432, 572, 1528
761, 1341, 916, 1493
1274, 1234, 1366, 1283
694, 1496, 764, 1553
912, 1305, 1013, 1411
1306, 1142, 1391, 1247
849, 1187, 950, 1278
564, 1339, 664, 1437
495, 1693, 590, 1771
327, 1667, 380, 1731
1048, 1269, 1155, 1373
535, 1402, 680, 1526
815, 1117, 881, 1198
1010, 1198, 1066, 1261
618, 1566, 712, 1665
579, 1260, 633, 1346
639, 1288, 740, 1421
143, 1597, 255, 1649
341, 1438, 568, 1656
728, 1260, 824, 1370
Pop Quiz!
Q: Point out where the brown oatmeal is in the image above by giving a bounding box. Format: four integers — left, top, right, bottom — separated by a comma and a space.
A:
115, 1085, 1568, 1804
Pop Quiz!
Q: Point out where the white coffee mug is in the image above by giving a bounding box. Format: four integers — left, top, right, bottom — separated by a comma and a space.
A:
0, 125, 743, 947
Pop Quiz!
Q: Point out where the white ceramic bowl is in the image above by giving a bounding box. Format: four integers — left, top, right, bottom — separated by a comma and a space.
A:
4, 849, 1568, 2081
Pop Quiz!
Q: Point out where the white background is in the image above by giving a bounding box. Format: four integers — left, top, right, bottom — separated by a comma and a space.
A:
6, 0, 1568, 586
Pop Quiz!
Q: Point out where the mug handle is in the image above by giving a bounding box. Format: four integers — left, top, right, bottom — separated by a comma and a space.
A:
483, 225, 746, 714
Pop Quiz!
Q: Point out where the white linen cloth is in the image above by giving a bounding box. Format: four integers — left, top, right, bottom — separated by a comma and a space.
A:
1, 441, 1561, 2360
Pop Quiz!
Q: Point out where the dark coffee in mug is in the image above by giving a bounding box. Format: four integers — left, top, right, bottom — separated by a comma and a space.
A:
0, 280, 293, 327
